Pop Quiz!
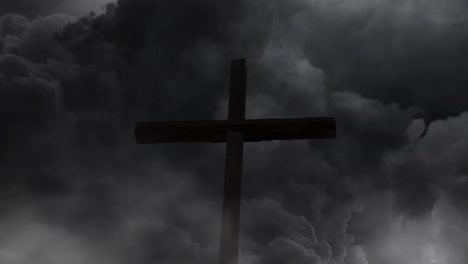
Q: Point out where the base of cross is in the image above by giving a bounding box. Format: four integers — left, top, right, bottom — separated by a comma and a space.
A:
135, 58, 336, 264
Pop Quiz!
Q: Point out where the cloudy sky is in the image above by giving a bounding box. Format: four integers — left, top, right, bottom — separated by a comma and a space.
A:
1, 0, 468, 263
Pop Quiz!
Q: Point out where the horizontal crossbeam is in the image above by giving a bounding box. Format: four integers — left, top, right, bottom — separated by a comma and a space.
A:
135, 117, 336, 143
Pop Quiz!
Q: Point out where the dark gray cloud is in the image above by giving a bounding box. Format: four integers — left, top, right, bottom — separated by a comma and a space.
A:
2, 0, 468, 263
298, 0, 468, 122
0, 0, 114, 17
0, 0, 61, 17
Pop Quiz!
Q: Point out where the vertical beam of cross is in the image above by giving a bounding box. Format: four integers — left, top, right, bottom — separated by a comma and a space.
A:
218, 59, 247, 264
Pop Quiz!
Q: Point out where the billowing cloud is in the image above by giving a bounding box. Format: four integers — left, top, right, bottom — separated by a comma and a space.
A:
2, 0, 468, 263
0, 0, 115, 17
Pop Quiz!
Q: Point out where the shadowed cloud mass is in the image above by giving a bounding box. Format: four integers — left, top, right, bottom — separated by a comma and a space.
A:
1, 0, 468, 263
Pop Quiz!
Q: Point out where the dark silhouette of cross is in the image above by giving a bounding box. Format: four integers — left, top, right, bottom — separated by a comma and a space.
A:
135, 58, 336, 264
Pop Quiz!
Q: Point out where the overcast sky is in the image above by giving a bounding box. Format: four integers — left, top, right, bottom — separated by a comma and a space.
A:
0, 0, 115, 17
1, 0, 468, 263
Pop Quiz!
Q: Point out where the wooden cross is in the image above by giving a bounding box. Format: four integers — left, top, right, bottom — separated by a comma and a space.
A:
135, 59, 336, 264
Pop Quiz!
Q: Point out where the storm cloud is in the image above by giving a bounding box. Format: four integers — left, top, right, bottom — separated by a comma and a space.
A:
1, 0, 468, 263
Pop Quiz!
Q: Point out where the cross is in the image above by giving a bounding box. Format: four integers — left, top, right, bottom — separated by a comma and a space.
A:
135, 58, 336, 264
